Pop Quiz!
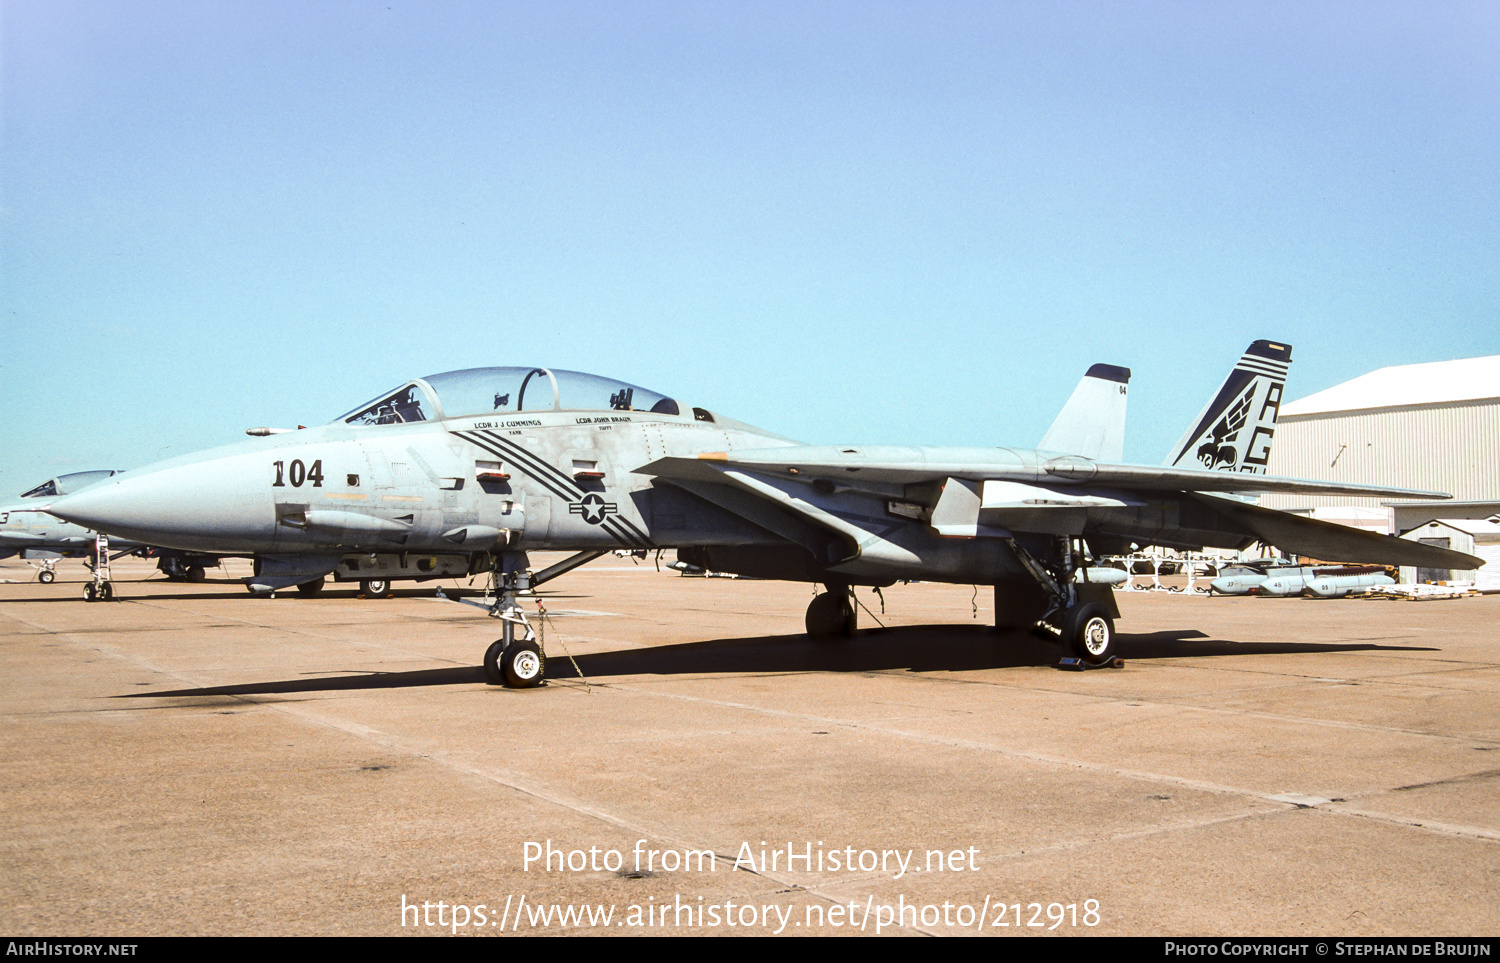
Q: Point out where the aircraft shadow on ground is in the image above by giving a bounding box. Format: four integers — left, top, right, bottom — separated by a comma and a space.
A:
121, 625, 1439, 699
3, 587, 499, 603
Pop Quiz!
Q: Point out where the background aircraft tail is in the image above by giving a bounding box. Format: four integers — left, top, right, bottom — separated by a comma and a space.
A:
1164, 340, 1291, 473
1039, 363, 1131, 462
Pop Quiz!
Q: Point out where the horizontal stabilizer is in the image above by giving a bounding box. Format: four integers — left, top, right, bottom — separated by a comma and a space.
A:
1192, 495, 1482, 569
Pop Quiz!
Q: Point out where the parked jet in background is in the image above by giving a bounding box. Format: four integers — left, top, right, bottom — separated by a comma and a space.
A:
47, 341, 1480, 686
1, 471, 225, 584
1, 472, 121, 582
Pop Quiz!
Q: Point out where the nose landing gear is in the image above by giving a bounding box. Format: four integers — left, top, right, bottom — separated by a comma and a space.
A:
440, 550, 605, 689
84, 534, 114, 603
484, 634, 545, 688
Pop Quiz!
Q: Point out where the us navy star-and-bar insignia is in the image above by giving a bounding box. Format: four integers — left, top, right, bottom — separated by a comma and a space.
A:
569, 492, 619, 525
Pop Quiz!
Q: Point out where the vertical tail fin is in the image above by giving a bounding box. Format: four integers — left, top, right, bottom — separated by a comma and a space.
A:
1039, 363, 1131, 462
1164, 340, 1292, 473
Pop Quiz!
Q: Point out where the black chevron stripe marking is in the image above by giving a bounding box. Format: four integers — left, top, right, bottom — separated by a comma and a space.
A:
458, 436, 575, 503
458, 431, 577, 502
610, 514, 655, 547
460, 430, 655, 548
479, 432, 587, 496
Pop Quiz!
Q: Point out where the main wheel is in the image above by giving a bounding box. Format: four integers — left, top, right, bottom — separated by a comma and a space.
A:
1063, 602, 1115, 664
38, 570, 56, 584
805, 589, 856, 638
186, 565, 207, 583
360, 578, 390, 597
296, 577, 325, 597
502, 639, 546, 688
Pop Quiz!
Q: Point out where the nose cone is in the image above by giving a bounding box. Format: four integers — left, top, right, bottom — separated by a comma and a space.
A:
48, 452, 276, 553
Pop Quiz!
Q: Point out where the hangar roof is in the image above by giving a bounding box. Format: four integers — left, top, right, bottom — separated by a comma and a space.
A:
1282, 355, 1500, 416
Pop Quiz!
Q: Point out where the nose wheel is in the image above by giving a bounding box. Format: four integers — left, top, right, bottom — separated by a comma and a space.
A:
480, 560, 546, 688
84, 533, 114, 602
443, 551, 606, 690
484, 636, 545, 688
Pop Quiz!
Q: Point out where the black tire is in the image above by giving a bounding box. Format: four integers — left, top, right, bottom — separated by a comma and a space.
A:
1063, 602, 1115, 665
502, 639, 545, 688
38, 570, 55, 584
483, 640, 506, 686
360, 578, 390, 597
99, 582, 113, 602
805, 589, 856, 638
83, 583, 97, 602
296, 577, 325, 597
186, 565, 207, 583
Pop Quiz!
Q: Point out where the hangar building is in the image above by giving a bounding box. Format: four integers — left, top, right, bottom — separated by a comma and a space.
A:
1260, 355, 1500, 534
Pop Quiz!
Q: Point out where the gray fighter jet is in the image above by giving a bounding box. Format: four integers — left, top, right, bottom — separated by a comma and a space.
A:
0, 472, 122, 581
1, 471, 226, 587
46, 342, 1480, 686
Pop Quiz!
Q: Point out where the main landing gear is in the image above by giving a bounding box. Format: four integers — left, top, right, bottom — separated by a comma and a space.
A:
805, 585, 857, 638
1058, 600, 1116, 665
1002, 536, 1120, 667
159, 556, 207, 583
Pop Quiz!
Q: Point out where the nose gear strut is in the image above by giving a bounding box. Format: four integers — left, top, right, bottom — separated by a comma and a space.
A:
438, 549, 606, 688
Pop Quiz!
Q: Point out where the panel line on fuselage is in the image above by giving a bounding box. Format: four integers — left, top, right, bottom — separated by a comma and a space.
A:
453, 429, 655, 549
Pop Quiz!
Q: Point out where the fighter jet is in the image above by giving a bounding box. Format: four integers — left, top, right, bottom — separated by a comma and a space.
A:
47, 342, 1481, 686
0, 472, 121, 582
1, 471, 224, 588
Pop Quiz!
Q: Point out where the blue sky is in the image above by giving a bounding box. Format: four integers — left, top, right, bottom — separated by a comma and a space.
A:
4, 1, 1497, 490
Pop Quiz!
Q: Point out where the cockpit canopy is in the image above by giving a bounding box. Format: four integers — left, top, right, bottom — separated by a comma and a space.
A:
338, 367, 712, 425
19, 470, 118, 499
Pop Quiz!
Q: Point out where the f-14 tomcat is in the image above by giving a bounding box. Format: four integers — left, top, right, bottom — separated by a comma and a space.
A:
1, 470, 221, 589
46, 343, 1481, 687
0, 472, 124, 583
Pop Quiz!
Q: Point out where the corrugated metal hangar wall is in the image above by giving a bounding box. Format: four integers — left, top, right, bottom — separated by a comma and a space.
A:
1260, 356, 1500, 531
